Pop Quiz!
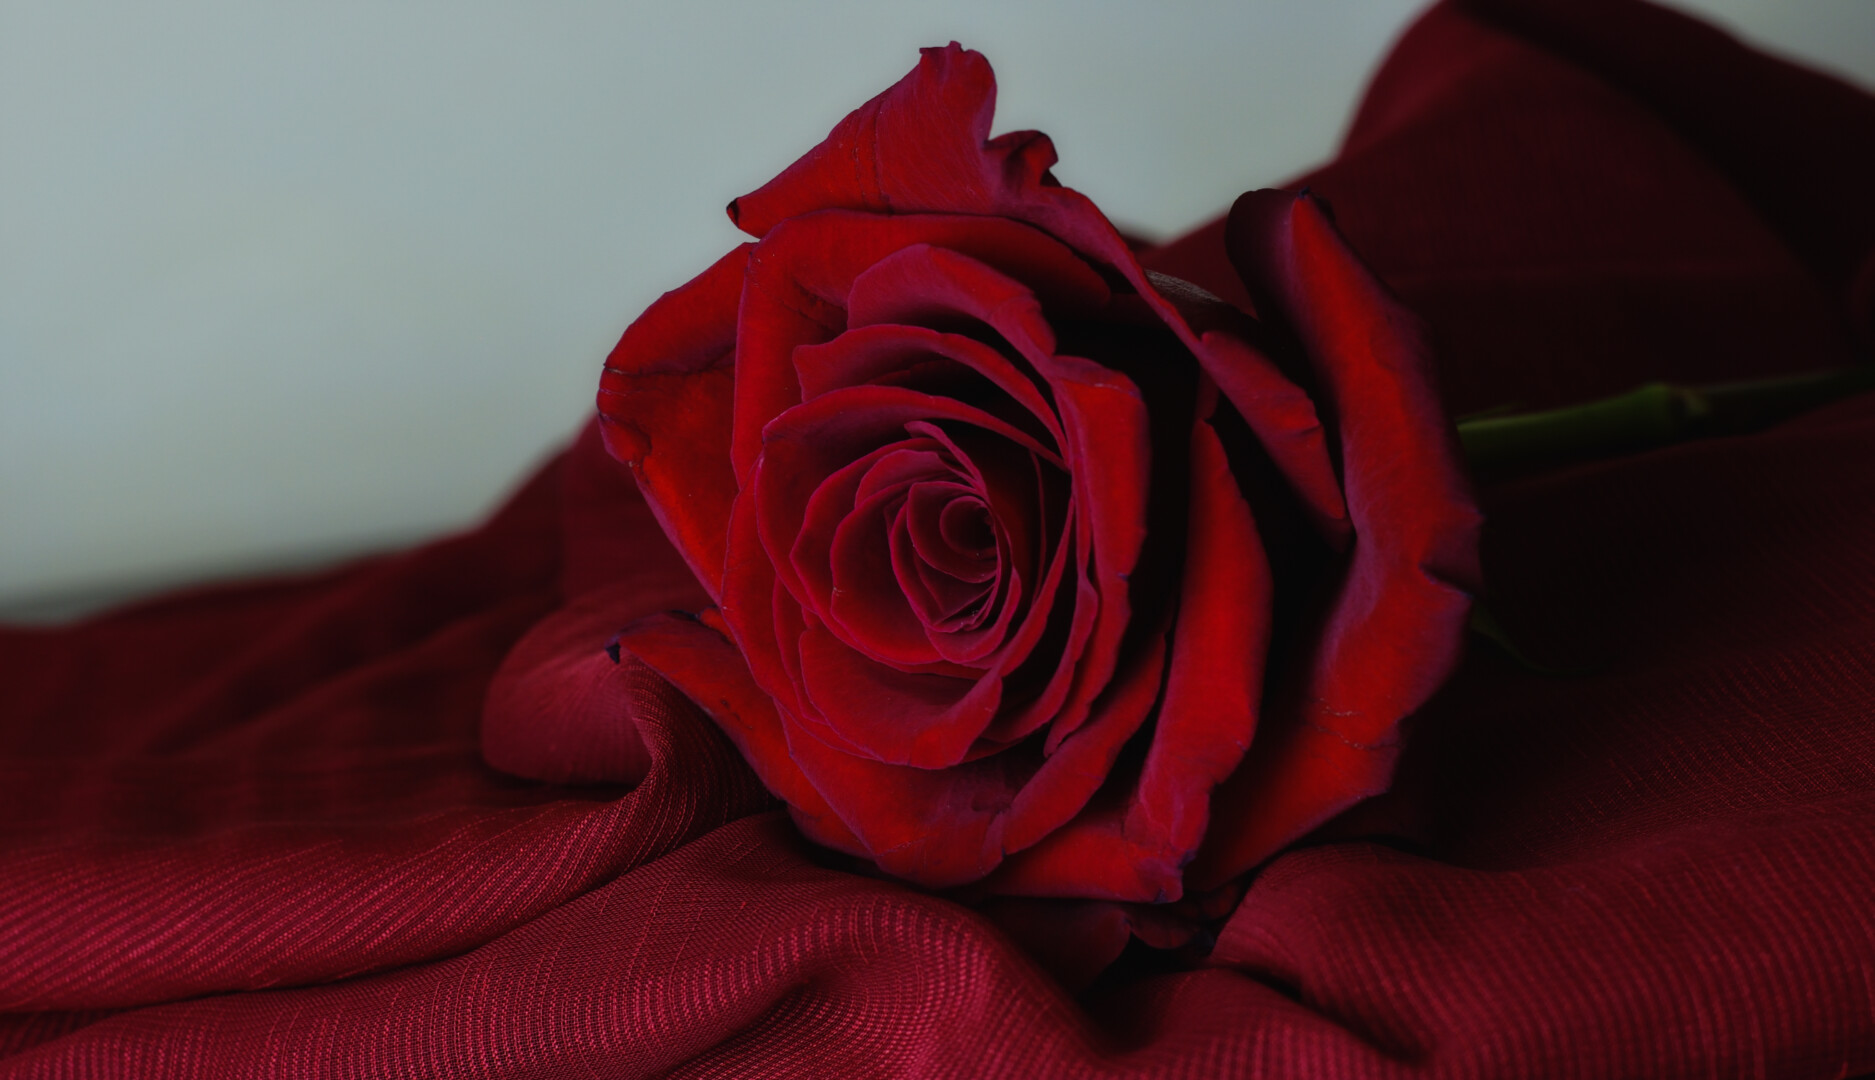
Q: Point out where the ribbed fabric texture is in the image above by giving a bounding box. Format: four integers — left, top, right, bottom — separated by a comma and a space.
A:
4, 0, 1873, 1075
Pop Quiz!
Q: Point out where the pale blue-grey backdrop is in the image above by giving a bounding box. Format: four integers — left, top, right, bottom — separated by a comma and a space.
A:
4, 1, 1871, 619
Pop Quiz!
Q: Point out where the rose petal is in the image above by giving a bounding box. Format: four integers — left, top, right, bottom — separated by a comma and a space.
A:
847, 240, 1110, 336
1033, 359, 1150, 752
854, 447, 954, 504
1195, 710, 1405, 892
979, 805, 1180, 904
739, 63, 1353, 554
723, 40, 1325, 580
1193, 326, 1353, 547
725, 44, 1138, 278
728, 45, 1056, 239
787, 440, 926, 611
975, 630, 1182, 903
792, 441, 975, 634
612, 609, 863, 856
782, 628, 1170, 889
718, 486, 810, 723
906, 486, 996, 586
893, 485, 1003, 637
984, 381, 1277, 901
795, 323, 1064, 452
838, 243, 1086, 381
794, 477, 1074, 768
768, 581, 887, 760
812, 243, 1152, 750
788, 439, 941, 621
901, 553, 1021, 667
1148, 271, 1354, 546
901, 420, 1046, 586
979, 381, 1278, 903
596, 245, 749, 602
758, 376, 1063, 485
733, 211, 1115, 483
1190, 189, 1483, 888
755, 383, 1057, 589
978, 473, 1091, 746
1233, 189, 1482, 737
755, 386, 1060, 659
898, 422, 1047, 665
828, 485, 947, 666
972, 512, 1083, 746
779, 709, 1030, 888
1124, 381, 1272, 868
795, 624, 1000, 769
939, 494, 997, 562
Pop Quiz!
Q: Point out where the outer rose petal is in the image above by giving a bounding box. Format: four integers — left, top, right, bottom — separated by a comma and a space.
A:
612, 609, 862, 856
597, 245, 749, 602
483, 585, 664, 787
1150, 274, 1353, 547
720, 485, 810, 723
1189, 189, 1483, 888
728, 45, 1061, 241
721, 43, 1150, 329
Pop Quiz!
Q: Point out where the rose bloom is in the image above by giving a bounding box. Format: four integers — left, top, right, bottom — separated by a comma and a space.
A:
602, 45, 1481, 902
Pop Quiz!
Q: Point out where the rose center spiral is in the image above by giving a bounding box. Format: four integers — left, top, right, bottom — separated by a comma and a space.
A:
894, 481, 1004, 632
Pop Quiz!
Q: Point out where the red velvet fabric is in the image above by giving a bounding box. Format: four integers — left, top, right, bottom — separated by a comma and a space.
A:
4, 0, 1872, 1074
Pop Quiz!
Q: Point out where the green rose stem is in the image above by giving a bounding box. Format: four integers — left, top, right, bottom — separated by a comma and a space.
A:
1455, 364, 1875, 480
1452, 363, 1874, 672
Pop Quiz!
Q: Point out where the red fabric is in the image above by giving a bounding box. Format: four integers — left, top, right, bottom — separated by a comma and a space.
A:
4, 1, 1873, 1075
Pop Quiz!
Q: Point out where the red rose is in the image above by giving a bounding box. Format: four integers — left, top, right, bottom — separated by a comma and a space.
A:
600, 45, 1481, 901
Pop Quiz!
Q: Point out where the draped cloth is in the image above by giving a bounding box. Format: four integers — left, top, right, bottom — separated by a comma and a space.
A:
4, 0, 1873, 1074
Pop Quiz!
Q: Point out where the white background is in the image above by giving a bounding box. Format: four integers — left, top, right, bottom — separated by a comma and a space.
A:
4, 1, 1872, 620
